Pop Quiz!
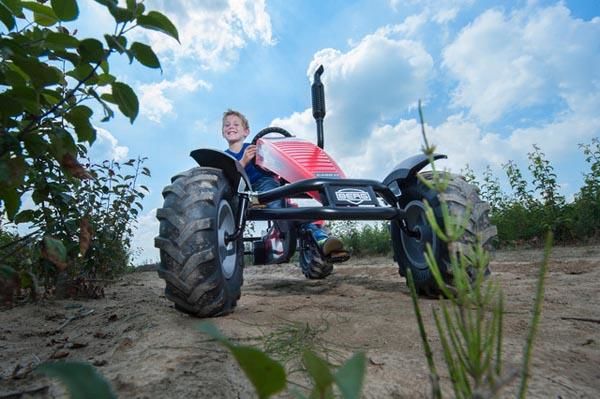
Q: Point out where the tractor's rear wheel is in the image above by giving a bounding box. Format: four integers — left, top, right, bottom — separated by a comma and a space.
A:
155, 167, 243, 317
391, 172, 497, 297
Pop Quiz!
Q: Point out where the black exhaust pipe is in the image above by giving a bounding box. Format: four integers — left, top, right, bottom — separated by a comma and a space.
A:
311, 65, 326, 149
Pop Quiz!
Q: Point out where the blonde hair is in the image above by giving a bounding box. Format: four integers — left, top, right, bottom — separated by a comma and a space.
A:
222, 109, 249, 130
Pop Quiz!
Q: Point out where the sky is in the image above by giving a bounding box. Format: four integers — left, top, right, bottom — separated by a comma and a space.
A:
70, 0, 599, 263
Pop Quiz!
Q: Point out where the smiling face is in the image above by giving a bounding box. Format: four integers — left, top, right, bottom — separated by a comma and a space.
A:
222, 114, 250, 148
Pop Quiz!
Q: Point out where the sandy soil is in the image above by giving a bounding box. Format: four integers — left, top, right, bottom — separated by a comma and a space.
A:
1, 245, 599, 398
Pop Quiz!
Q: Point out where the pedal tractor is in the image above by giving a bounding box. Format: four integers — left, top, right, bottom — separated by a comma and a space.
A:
155, 66, 497, 317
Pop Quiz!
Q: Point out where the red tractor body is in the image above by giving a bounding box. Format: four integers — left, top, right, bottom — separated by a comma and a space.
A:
256, 137, 346, 201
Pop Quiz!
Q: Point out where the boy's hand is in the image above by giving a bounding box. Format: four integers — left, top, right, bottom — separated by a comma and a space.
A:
240, 144, 256, 166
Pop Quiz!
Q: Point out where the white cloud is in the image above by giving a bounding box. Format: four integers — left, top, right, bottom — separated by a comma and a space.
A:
143, 0, 274, 70
139, 74, 211, 123
271, 3, 598, 200
443, 4, 600, 123
388, 0, 472, 23
89, 127, 129, 162
376, 13, 429, 38
272, 28, 433, 157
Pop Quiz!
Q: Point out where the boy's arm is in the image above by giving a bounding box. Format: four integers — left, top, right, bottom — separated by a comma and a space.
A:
239, 144, 256, 167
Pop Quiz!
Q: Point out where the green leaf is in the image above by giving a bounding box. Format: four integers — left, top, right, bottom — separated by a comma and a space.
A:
0, 92, 24, 117
14, 209, 36, 223
78, 38, 105, 63
23, 131, 48, 157
52, 49, 80, 66
230, 346, 286, 399
41, 89, 62, 106
0, 0, 23, 17
12, 57, 62, 88
302, 351, 335, 397
137, 11, 179, 42
65, 105, 96, 143
51, 0, 78, 21
197, 322, 229, 343
0, 1, 16, 31
7, 86, 39, 114
41, 236, 67, 269
198, 323, 286, 399
100, 93, 117, 104
109, 6, 133, 23
22, 1, 58, 26
0, 156, 26, 189
66, 63, 95, 82
130, 42, 161, 70
334, 353, 366, 399
100, 60, 109, 74
93, 0, 117, 8
126, 0, 144, 16
111, 82, 138, 123
48, 128, 77, 160
104, 34, 127, 54
22, 1, 56, 17
36, 362, 116, 399
97, 73, 115, 86
0, 187, 21, 219
45, 31, 79, 50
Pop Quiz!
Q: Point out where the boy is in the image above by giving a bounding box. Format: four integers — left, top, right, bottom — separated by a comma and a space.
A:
222, 109, 348, 258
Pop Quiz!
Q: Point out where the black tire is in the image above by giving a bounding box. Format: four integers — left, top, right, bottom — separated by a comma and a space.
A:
155, 167, 244, 317
391, 171, 497, 297
298, 230, 333, 279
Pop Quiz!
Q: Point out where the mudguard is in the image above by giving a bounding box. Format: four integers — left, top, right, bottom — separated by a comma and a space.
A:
382, 153, 447, 188
190, 148, 251, 192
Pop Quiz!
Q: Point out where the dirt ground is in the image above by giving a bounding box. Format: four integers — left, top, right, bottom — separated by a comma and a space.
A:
1, 245, 599, 398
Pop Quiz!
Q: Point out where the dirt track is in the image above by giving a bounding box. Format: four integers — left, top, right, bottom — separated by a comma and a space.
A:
1, 245, 599, 398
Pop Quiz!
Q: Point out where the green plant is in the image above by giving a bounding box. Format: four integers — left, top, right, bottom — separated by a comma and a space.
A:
408, 101, 551, 398
571, 138, 600, 239
199, 322, 366, 399
1, 0, 177, 218
36, 361, 116, 399
480, 166, 505, 214
0, 0, 177, 291
0, 154, 150, 295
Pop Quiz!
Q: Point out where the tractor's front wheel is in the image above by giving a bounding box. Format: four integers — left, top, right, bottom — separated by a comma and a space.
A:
391, 172, 497, 297
155, 167, 243, 317
298, 229, 333, 279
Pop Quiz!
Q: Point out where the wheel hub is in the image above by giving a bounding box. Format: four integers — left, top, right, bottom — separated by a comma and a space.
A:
217, 200, 237, 279
400, 200, 437, 269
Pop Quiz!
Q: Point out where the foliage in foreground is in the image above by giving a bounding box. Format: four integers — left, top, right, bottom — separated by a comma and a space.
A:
36, 361, 116, 399
0, 0, 178, 296
408, 101, 550, 398
198, 322, 366, 399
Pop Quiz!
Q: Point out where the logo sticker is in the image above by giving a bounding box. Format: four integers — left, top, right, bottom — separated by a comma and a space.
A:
335, 188, 372, 205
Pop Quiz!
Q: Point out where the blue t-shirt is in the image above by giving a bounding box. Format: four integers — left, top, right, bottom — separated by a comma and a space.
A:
225, 142, 266, 184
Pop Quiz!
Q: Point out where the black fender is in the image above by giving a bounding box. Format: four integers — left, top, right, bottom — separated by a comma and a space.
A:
190, 148, 251, 192
382, 153, 447, 189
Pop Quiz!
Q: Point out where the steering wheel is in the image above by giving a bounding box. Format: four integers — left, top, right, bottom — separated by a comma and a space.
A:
250, 126, 293, 145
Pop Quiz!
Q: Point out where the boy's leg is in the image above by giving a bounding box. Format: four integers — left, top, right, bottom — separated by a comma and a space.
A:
302, 223, 347, 257
252, 176, 283, 209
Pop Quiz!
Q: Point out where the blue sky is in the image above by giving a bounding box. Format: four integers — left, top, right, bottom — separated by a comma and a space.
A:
71, 0, 599, 262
